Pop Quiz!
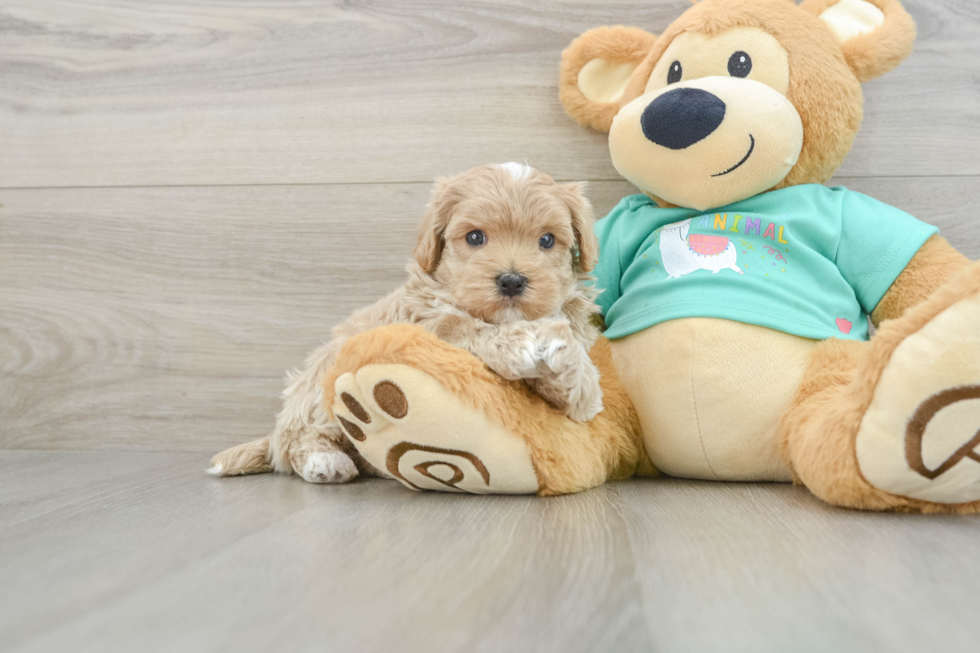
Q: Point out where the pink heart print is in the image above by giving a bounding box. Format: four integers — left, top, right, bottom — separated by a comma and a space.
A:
836, 317, 852, 334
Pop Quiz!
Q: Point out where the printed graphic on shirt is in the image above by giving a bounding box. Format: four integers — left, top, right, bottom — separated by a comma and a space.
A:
594, 188, 938, 343
650, 210, 859, 336
659, 218, 743, 279
657, 213, 793, 280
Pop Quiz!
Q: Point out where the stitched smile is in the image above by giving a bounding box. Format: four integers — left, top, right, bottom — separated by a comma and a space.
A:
711, 134, 755, 177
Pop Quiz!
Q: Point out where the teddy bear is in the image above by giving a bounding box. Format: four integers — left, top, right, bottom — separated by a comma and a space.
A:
324, 0, 980, 512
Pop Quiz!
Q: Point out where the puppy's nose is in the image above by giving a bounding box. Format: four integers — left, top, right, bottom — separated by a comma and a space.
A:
641, 88, 726, 150
496, 272, 527, 297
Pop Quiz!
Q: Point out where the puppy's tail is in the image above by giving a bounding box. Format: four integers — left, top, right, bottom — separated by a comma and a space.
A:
208, 436, 274, 477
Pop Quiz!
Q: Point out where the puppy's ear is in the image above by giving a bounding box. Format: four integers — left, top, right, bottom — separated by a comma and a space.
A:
415, 177, 459, 274
554, 182, 598, 273
801, 0, 916, 82
560, 26, 658, 133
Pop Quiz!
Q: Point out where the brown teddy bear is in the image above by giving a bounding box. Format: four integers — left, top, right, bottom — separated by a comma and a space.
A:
326, 0, 980, 511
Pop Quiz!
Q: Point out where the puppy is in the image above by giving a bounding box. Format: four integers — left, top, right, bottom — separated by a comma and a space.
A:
210, 163, 603, 484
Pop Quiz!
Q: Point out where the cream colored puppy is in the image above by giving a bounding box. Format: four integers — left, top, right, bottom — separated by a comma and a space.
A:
210, 163, 603, 484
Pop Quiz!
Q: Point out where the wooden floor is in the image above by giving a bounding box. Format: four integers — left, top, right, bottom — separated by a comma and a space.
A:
2, 450, 979, 653
2, 1, 980, 651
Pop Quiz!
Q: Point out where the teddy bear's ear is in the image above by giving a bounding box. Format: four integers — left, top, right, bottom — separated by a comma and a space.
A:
801, 0, 916, 83
559, 26, 658, 133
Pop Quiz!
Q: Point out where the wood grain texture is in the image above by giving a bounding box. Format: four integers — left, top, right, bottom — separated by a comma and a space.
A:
1, 451, 977, 653
2, 177, 979, 452
1, 0, 979, 188
2, 3, 979, 650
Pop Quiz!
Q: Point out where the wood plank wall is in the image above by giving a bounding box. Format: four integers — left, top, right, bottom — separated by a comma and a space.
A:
2, 0, 978, 452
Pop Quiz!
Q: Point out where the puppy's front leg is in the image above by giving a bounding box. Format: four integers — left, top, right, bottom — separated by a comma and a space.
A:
429, 314, 547, 381
429, 313, 602, 421
525, 321, 604, 423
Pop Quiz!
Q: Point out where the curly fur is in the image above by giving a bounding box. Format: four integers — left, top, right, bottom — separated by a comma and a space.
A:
210, 164, 605, 483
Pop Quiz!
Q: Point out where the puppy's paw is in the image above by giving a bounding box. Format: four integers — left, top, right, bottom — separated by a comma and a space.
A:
529, 320, 580, 375
487, 324, 548, 380
564, 388, 605, 423
539, 337, 574, 374
527, 333, 605, 423
301, 451, 358, 484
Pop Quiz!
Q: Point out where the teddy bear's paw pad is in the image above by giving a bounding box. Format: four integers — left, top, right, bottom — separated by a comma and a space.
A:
856, 291, 980, 504
333, 364, 540, 494
333, 373, 388, 437
372, 380, 408, 418
340, 390, 373, 424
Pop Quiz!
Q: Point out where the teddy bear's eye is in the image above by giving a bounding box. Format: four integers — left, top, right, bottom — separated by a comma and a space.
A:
667, 61, 683, 85
728, 51, 752, 78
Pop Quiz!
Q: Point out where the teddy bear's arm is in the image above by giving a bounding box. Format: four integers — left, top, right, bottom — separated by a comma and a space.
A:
871, 234, 972, 326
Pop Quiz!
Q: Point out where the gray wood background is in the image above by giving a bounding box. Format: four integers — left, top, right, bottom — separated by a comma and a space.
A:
2, 0, 978, 454
3, 2, 980, 652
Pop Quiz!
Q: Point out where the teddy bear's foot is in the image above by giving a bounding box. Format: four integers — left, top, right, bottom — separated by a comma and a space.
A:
330, 364, 540, 494
783, 262, 980, 512
323, 324, 644, 496
855, 280, 980, 505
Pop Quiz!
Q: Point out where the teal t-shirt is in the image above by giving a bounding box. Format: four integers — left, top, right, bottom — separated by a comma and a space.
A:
593, 185, 938, 342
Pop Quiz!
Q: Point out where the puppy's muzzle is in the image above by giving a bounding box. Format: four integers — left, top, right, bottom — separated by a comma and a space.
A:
496, 272, 528, 298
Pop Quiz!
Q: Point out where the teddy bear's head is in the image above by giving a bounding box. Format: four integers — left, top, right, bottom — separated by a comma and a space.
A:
560, 0, 916, 211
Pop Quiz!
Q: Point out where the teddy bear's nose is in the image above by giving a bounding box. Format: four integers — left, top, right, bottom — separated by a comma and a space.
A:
641, 88, 727, 150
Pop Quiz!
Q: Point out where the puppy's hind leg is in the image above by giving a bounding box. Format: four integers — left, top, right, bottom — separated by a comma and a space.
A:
265, 340, 363, 484
288, 424, 360, 484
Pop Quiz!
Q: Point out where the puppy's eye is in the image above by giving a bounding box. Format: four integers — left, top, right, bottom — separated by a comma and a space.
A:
728, 51, 752, 78
539, 233, 555, 249
466, 230, 486, 247
667, 61, 683, 85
